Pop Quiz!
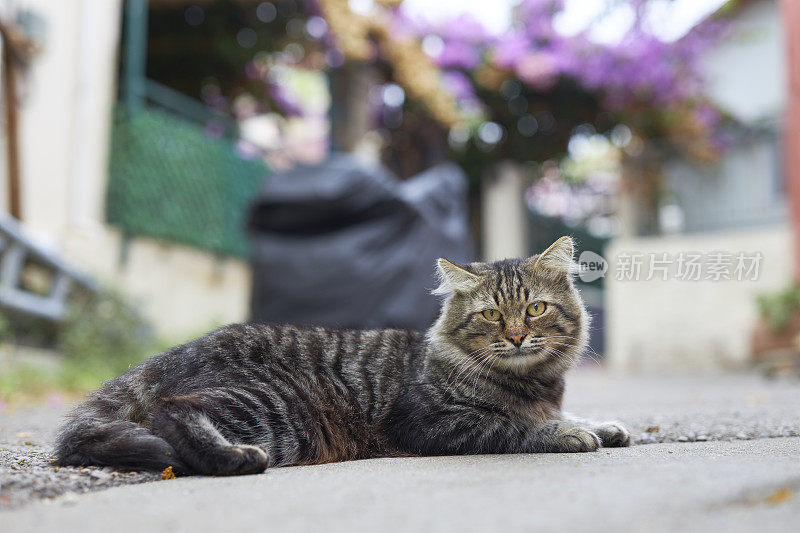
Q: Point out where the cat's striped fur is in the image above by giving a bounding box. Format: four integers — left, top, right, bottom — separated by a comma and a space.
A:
54, 237, 629, 475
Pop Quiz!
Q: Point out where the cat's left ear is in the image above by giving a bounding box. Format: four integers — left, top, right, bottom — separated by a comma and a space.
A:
526, 236, 577, 279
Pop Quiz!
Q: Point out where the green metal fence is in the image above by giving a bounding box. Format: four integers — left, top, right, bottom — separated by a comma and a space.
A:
106, 107, 270, 258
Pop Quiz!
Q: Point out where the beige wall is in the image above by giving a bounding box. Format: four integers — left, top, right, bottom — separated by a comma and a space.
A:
604, 224, 793, 373
63, 229, 251, 340
1, 0, 251, 341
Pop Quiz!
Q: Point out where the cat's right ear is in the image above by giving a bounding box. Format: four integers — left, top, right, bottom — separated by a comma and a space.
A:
433, 259, 481, 295
526, 236, 578, 281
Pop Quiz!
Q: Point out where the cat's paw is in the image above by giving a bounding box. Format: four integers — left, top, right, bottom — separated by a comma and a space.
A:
556, 427, 601, 453
229, 445, 270, 475
188, 444, 269, 476
207, 444, 269, 476
594, 422, 631, 448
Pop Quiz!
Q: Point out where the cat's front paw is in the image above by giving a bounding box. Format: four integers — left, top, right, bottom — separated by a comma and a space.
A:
555, 427, 601, 453
594, 422, 631, 448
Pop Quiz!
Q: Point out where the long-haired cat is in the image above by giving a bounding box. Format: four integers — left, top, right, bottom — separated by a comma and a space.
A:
54, 237, 629, 475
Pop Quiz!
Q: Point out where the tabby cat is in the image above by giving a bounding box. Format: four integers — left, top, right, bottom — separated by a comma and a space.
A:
54, 236, 629, 475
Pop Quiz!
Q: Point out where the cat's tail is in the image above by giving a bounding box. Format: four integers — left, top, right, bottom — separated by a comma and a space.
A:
53, 396, 189, 473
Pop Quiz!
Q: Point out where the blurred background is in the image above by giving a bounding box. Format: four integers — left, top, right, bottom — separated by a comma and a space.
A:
1, 0, 799, 404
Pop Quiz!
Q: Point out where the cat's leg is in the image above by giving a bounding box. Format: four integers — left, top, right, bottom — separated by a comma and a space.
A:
561, 413, 631, 448
523, 419, 603, 453
390, 406, 605, 455
149, 392, 270, 476
54, 395, 190, 472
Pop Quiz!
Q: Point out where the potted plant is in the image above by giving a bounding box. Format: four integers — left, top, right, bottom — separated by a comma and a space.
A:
753, 283, 800, 377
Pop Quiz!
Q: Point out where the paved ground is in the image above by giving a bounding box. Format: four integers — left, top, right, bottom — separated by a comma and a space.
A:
2, 370, 800, 532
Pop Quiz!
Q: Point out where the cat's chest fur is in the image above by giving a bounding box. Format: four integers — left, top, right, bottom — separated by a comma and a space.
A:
483, 375, 566, 426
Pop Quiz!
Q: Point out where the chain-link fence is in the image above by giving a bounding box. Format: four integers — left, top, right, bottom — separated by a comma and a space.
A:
106, 107, 270, 258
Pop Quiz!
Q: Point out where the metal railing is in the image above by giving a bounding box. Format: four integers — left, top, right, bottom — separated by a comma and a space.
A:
0, 214, 96, 320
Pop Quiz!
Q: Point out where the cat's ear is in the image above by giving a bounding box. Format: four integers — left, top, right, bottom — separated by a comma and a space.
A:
527, 236, 576, 278
433, 259, 481, 295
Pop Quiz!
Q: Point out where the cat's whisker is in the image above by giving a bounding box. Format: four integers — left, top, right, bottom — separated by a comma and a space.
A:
443, 357, 483, 394
460, 351, 496, 387
449, 354, 493, 397
443, 347, 495, 394
465, 351, 496, 401
542, 334, 604, 363
543, 343, 601, 368
580, 351, 603, 366
444, 345, 493, 382
465, 358, 490, 397
472, 350, 501, 403
542, 345, 574, 367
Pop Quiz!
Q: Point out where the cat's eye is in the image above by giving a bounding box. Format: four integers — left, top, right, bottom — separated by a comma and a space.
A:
527, 301, 547, 317
481, 309, 501, 321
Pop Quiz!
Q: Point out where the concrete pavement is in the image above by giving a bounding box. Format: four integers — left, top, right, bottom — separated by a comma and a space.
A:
5, 438, 800, 533
2, 370, 800, 532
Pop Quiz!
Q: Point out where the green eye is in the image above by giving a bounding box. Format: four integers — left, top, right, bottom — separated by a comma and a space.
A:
482, 309, 501, 321
527, 301, 547, 317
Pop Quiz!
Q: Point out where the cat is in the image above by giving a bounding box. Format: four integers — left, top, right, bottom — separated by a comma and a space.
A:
53, 236, 629, 475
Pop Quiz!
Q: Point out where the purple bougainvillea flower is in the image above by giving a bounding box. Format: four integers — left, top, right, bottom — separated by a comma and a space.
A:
442, 70, 480, 105
514, 51, 559, 90
266, 81, 304, 117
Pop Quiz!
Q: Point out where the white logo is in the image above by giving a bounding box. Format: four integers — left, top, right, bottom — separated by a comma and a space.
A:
578, 251, 608, 282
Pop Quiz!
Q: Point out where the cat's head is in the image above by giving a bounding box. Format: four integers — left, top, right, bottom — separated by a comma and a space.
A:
428, 236, 588, 377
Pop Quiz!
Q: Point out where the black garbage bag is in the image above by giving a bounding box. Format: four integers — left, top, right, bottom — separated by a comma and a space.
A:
248, 153, 474, 331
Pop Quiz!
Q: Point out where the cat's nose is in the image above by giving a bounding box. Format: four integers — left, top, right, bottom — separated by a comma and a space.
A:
506, 333, 527, 347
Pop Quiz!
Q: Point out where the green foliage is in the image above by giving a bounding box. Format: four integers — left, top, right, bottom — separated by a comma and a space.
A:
757, 283, 800, 332
0, 311, 10, 343
0, 363, 59, 403
146, 0, 315, 113
0, 291, 156, 404
56, 291, 154, 390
